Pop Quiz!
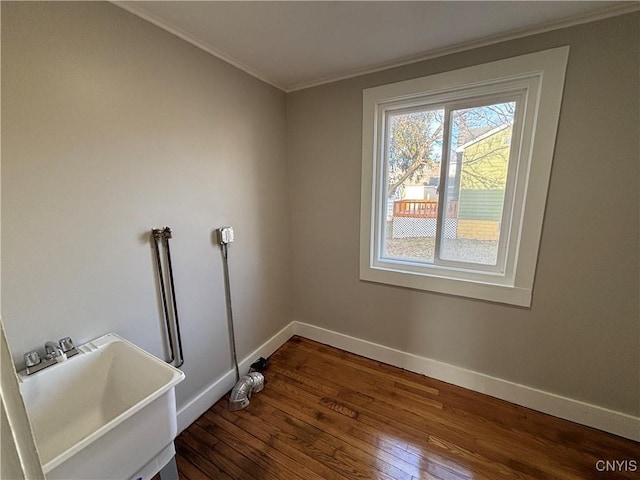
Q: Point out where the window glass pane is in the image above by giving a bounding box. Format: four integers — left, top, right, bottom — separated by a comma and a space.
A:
383, 108, 445, 262
439, 101, 516, 266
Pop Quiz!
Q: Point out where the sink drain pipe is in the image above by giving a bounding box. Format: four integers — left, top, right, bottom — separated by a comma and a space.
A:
216, 227, 265, 411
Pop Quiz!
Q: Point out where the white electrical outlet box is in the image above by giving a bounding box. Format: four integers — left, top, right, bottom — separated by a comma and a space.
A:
217, 227, 234, 244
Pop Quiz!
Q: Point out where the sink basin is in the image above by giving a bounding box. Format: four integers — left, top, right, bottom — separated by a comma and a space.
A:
18, 333, 185, 479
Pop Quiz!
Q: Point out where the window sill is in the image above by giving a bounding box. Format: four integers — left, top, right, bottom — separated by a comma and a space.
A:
360, 264, 532, 307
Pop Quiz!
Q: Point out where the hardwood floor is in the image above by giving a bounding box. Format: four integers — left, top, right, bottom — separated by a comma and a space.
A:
174, 336, 639, 479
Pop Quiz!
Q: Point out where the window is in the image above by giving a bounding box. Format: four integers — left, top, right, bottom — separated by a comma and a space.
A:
360, 47, 569, 306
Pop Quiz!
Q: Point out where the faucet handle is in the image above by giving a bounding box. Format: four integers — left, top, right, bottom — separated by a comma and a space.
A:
24, 351, 41, 367
59, 337, 75, 353
44, 341, 64, 358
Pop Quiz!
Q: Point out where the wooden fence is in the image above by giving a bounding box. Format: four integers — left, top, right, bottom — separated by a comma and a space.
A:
393, 199, 458, 218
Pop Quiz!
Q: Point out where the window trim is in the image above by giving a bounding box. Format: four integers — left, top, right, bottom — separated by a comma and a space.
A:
360, 47, 570, 307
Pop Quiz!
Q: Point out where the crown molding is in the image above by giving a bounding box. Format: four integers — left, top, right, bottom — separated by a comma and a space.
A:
287, 2, 640, 92
112, 1, 285, 92
112, 2, 639, 93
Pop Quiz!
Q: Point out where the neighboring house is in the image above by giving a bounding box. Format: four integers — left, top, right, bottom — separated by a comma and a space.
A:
454, 124, 512, 240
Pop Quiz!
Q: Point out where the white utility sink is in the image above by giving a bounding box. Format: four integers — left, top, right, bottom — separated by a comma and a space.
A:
18, 333, 185, 480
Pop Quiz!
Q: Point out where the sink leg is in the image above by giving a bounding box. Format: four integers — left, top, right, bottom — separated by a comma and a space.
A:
159, 456, 178, 480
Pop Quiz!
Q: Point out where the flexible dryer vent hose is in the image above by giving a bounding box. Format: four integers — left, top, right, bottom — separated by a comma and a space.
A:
228, 372, 265, 411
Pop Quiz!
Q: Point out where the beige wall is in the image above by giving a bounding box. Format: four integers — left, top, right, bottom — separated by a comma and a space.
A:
1, 1, 291, 409
287, 13, 639, 415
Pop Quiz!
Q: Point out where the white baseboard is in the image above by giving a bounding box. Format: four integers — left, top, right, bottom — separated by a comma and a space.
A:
294, 321, 640, 442
176, 321, 295, 433
176, 319, 639, 442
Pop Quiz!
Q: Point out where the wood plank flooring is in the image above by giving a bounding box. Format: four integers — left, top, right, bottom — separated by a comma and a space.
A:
174, 336, 639, 479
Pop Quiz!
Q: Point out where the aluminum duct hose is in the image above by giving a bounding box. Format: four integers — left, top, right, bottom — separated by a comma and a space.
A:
228, 372, 265, 411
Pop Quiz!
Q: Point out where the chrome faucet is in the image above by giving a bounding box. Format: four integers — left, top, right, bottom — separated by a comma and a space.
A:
22, 337, 79, 375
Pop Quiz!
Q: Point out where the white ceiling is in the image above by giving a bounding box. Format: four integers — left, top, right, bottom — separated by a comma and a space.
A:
116, 1, 637, 92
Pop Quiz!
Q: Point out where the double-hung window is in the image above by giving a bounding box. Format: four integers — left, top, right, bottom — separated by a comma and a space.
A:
360, 47, 569, 306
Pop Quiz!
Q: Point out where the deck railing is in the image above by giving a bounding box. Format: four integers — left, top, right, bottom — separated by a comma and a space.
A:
393, 199, 458, 218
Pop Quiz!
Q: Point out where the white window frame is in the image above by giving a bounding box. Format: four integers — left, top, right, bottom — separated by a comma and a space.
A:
360, 47, 570, 307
